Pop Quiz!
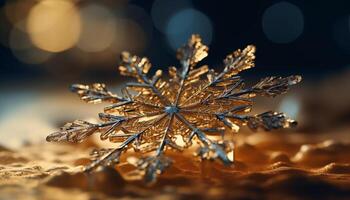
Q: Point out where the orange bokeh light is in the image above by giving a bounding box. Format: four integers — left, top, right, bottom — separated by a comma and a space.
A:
26, 0, 81, 52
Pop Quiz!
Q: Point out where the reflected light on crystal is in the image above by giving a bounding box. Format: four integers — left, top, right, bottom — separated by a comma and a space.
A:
262, 2, 304, 44
279, 96, 300, 120
27, 0, 81, 52
175, 135, 186, 147
165, 8, 213, 51
77, 4, 116, 52
227, 151, 234, 162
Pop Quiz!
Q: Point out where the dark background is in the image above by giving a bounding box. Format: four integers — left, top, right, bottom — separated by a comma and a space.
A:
1, 0, 350, 83
1, 2, 350, 199
1, 0, 350, 142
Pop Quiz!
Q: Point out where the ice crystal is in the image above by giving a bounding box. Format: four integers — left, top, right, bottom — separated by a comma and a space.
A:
47, 35, 301, 183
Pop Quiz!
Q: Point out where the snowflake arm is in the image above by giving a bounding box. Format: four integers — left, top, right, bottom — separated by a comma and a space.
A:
175, 113, 233, 164
70, 83, 128, 104
119, 51, 171, 106
47, 34, 301, 183
179, 44, 255, 107
84, 113, 168, 173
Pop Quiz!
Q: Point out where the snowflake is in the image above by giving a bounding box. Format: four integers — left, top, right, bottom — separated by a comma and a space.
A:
46, 35, 301, 183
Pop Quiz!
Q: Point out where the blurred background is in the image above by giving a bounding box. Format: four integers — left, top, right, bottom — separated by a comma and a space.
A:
0, 0, 350, 149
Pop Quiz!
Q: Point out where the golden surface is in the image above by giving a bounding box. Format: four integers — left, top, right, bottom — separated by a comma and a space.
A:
1, 131, 350, 200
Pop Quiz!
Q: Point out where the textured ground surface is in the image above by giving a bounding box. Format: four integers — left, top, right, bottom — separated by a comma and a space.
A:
1, 129, 350, 200
1, 77, 350, 200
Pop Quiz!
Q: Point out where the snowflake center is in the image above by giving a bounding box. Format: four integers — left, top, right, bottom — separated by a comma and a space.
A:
164, 106, 179, 114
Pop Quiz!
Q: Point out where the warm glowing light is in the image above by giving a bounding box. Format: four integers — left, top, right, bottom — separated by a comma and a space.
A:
77, 4, 116, 52
175, 135, 186, 147
11, 44, 53, 65
4, 0, 34, 31
9, 26, 32, 50
279, 95, 300, 120
10, 25, 53, 64
27, 0, 81, 52
227, 151, 234, 162
111, 19, 147, 53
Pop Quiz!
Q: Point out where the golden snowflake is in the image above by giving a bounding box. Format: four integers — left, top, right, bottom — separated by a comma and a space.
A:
47, 34, 301, 183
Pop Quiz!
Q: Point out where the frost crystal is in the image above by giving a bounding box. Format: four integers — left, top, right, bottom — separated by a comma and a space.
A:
47, 35, 301, 183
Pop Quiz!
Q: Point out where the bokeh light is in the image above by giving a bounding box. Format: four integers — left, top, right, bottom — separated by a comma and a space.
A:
151, 0, 192, 33
4, 0, 34, 31
279, 95, 300, 120
111, 4, 151, 55
9, 25, 32, 50
262, 2, 304, 44
110, 19, 147, 54
10, 25, 53, 64
165, 8, 213, 51
11, 44, 53, 65
0, 107, 54, 148
77, 4, 116, 52
27, 0, 81, 52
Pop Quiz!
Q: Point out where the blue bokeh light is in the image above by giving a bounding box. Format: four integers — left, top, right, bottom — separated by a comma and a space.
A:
165, 8, 213, 51
262, 2, 304, 44
151, 0, 192, 33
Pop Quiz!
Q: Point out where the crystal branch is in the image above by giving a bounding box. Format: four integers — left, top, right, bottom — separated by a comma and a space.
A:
47, 34, 301, 183
175, 113, 232, 164
84, 114, 168, 172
